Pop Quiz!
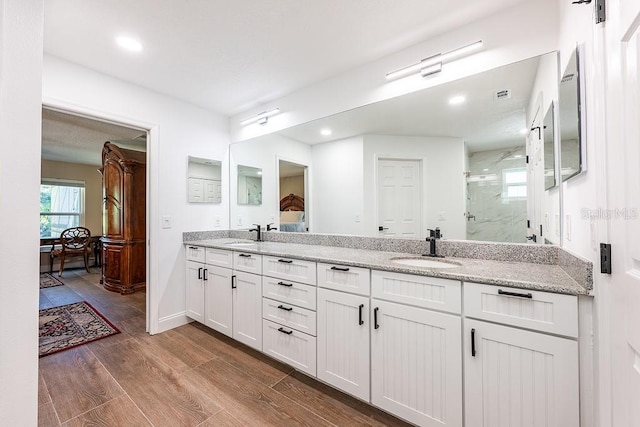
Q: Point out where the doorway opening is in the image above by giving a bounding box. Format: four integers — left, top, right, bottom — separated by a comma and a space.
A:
40, 107, 149, 329
277, 159, 308, 232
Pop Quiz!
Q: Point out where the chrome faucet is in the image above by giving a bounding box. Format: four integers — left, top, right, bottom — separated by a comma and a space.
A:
424, 228, 444, 258
249, 224, 262, 241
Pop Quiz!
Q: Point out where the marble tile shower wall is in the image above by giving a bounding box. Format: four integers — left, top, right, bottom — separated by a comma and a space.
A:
466, 145, 528, 243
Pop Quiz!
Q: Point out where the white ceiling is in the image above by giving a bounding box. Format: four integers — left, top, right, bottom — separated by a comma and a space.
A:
44, 0, 526, 116
275, 55, 541, 152
42, 109, 146, 166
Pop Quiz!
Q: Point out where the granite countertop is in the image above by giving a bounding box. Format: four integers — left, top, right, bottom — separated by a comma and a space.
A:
185, 238, 589, 296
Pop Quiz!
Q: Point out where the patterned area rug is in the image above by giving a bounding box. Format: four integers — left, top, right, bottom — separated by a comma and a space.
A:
39, 301, 120, 357
40, 273, 65, 289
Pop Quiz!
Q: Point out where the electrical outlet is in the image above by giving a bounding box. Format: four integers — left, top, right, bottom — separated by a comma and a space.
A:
237, 216, 243, 226
565, 214, 572, 241
437, 211, 446, 221
355, 214, 361, 223
214, 216, 221, 227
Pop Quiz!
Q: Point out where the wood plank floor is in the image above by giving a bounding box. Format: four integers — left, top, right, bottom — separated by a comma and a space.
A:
38, 270, 412, 426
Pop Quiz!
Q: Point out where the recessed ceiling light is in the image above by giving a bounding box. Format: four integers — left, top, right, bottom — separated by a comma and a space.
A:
483, 168, 489, 172
519, 128, 528, 135
514, 154, 523, 158
448, 95, 466, 105
256, 170, 263, 176
320, 129, 332, 136
116, 36, 143, 52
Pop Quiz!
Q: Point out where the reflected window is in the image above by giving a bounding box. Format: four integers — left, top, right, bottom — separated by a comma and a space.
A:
503, 168, 527, 199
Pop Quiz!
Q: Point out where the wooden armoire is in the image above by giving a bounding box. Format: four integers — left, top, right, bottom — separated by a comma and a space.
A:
99, 142, 146, 294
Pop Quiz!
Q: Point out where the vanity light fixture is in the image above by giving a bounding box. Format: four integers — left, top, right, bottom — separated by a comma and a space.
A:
385, 40, 483, 81
240, 108, 281, 126
116, 36, 143, 52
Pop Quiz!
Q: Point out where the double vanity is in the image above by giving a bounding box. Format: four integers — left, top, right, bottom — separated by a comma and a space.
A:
184, 233, 590, 426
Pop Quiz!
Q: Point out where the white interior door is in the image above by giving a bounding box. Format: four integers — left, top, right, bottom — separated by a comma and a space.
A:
377, 158, 422, 237
603, 1, 640, 425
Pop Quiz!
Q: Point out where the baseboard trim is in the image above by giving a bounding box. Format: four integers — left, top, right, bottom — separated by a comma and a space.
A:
157, 311, 190, 334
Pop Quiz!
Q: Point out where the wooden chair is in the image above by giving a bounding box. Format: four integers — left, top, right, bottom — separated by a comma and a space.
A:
51, 227, 92, 276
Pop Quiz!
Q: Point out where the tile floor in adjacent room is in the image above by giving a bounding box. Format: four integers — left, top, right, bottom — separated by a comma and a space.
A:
38, 270, 411, 426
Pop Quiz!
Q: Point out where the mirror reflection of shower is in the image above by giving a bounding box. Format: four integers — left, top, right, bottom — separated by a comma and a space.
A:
278, 159, 308, 232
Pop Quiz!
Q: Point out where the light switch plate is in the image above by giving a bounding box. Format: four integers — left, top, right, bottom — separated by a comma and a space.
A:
565, 214, 572, 241
162, 215, 171, 229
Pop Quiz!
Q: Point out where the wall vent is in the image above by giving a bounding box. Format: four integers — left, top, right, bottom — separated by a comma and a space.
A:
561, 73, 575, 83
493, 89, 511, 101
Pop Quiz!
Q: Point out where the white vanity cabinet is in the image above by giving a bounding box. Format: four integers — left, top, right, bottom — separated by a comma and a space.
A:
370, 270, 463, 427
185, 246, 262, 352
261, 256, 318, 376
463, 282, 579, 427
316, 263, 371, 402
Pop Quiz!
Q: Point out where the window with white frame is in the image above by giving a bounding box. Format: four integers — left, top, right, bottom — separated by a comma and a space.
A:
502, 168, 527, 199
40, 180, 85, 238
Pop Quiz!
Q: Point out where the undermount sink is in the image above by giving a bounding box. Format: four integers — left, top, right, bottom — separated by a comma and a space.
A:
225, 241, 258, 247
390, 257, 461, 269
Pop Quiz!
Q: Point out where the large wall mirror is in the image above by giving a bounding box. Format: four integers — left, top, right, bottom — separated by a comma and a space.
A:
559, 47, 585, 181
230, 52, 561, 244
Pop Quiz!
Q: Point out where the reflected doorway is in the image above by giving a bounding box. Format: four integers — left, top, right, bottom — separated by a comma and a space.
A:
277, 159, 308, 232
377, 158, 422, 238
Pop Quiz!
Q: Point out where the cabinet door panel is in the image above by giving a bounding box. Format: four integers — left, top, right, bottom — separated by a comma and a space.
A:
464, 319, 579, 427
233, 271, 262, 351
371, 300, 462, 427
185, 261, 204, 323
204, 266, 233, 337
317, 288, 369, 401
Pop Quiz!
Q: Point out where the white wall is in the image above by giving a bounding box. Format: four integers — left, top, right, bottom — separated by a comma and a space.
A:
42, 55, 230, 333
311, 136, 365, 235
230, 133, 312, 229
230, 0, 559, 142
0, 0, 43, 424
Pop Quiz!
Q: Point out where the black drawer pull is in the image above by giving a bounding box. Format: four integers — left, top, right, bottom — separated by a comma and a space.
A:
203, 268, 208, 281
278, 259, 293, 264
277, 281, 293, 287
358, 304, 364, 325
231, 275, 237, 289
189, 246, 199, 250
278, 304, 293, 311
498, 289, 533, 299
330, 266, 350, 272
471, 328, 477, 357
198, 267, 203, 280
278, 327, 293, 335
374, 307, 380, 329
238, 253, 252, 258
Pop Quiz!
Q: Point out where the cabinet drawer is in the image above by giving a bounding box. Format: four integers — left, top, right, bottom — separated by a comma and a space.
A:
233, 252, 262, 274
262, 276, 316, 310
263, 255, 316, 285
262, 319, 316, 376
464, 282, 578, 337
371, 270, 461, 314
205, 248, 232, 268
186, 245, 205, 263
263, 298, 316, 336
317, 262, 370, 296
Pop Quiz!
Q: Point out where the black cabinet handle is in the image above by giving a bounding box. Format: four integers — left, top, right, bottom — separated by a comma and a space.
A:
198, 267, 202, 280
231, 275, 237, 289
238, 253, 251, 258
278, 259, 293, 264
188, 246, 199, 250
471, 328, 477, 357
203, 268, 208, 281
359, 304, 364, 325
278, 327, 293, 335
331, 266, 350, 272
374, 307, 380, 329
498, 289, 533, 299
277, 281, 293, 287
278, 304, 293, 311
